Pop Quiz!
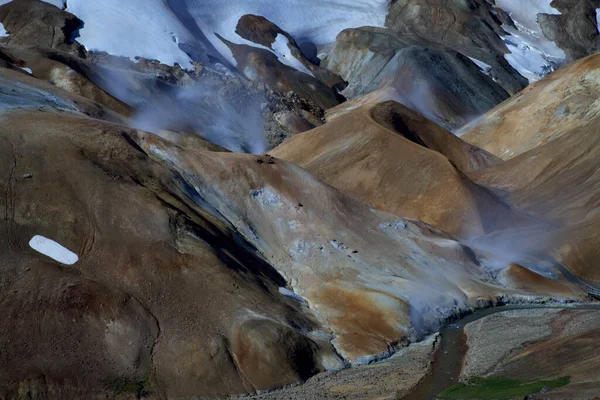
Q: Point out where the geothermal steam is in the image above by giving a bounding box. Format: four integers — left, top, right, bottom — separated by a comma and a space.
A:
101, 65, 266, 154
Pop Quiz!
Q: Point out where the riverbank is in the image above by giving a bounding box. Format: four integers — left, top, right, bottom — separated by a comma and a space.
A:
238, 293, 597, 400
402, 302, 600, 400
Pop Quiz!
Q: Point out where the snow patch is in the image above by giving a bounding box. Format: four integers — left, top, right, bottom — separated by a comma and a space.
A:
495, 0, 566, 82
279, 287, 307, 303
271, 34, 313, 76
66, 0, 194, 69
597, 9, 600, 34
27, 0, 388, 73
503, 37, 553, 82
468, 57, 492, 74
171, 0, 389, 66
496, 0, 561, 33
20, 67, 32, 74
29, 235, 79, 265
0, 21, 8, 38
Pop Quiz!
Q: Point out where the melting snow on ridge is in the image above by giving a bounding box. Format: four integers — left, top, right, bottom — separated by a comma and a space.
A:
495, 0, 566, 82
63, 0, 387, 69
29, 235, 79, 265
179, 0, 389, 66
66, 0, 194, 69
271, 34, 313, 76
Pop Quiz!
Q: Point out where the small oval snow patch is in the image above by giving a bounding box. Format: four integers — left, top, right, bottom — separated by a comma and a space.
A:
29, 235, 79, 265
279, 287, 307, 303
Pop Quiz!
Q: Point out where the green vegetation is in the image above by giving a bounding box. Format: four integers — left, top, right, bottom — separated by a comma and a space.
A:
438, 376, 570, 400
109, 376, 149, 398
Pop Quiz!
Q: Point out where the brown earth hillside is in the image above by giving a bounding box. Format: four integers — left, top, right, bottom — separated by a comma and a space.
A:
0, 64, 574, 398
460, 53, 600, 160
272, 100, 541, 240
461, 53, 600, 282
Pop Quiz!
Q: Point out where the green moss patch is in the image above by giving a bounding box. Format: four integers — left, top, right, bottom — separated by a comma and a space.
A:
438, 376, 570, 399
108, 376, 148, 398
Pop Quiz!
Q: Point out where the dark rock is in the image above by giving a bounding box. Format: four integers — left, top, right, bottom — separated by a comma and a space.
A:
385, 0, 528, 94
0, 0, 83, 53
236, 14, 285, 48
217, 34, 342, 111
324, 27, 509, 130
539, 0, 600, 61
235, 14, 346, 90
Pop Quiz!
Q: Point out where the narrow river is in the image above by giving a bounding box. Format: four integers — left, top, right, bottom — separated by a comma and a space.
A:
401, 303, 600, 400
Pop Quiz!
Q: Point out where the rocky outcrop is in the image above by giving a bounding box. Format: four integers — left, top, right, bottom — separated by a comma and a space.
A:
218, 35, 342, 111
235, 14, 346, 90
0, 46, 132, 116
0, 0, 83, 53
322, 26, 414, 98
251, 333, 440, 399
323, 27, 509, 130
538, 0, 600, 62
385, 0, 529, 94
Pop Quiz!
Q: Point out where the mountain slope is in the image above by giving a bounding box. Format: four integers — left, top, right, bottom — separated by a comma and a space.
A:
460, 53, 600, 160
0, 62, 581, 397
322, 28, 510, 130
272, 100, 539, 240
461, 53, 600, 282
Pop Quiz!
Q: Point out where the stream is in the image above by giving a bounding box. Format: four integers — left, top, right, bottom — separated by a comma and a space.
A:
401, 303, 600, 400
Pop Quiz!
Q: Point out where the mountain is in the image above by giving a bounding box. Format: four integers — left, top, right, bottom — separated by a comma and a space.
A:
0, 0, 599, 399
461, 53, 600, 283
0, 62, 571, 398
272, 100, 538, 240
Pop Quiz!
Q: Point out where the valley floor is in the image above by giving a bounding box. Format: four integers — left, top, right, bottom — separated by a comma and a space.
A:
244, 301, 600, 400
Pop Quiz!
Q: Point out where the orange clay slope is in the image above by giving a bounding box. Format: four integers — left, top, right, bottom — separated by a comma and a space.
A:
461, 53, 600, 282
272, 100, 542, 240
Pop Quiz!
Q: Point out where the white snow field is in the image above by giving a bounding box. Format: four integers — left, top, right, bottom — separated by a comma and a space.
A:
495, 0, 566, 82
2, 0, 577, 81
67, 0, 195, 69
271, 34, 313, 75
29, 235, 79, 265
175, 0, 389, 66
62, 0, 387, 70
